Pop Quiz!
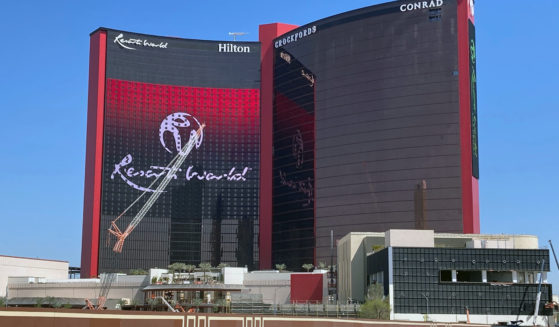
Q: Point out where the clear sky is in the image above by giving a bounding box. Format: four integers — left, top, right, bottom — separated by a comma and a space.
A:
0, 1, 557, 286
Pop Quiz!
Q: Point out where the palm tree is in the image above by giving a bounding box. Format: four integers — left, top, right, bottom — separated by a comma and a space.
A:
302, 263, 314, 272
198, 262, 212, 283
275, 263, 286, 272
185, 264, 196, 282
168, 262, 187, 283
168, 262, 187, 273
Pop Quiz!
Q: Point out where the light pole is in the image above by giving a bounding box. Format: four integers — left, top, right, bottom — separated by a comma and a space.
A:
422, 293, 430, 321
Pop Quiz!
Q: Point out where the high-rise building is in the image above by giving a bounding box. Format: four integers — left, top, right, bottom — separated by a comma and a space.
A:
81, 29, 260, 277
264, 0, 479, 269
82, 0, 479, 276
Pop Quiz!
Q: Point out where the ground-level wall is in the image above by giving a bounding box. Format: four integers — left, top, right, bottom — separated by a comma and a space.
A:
7, 275, 148, 307
0, 308, 489, 327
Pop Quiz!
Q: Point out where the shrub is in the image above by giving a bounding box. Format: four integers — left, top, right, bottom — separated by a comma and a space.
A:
359, 298, 390, 320
359, 284, 390, 320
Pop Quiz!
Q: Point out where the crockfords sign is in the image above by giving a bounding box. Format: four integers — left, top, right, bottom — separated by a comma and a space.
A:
218, 43, 250, 53
275, 26, 317, 48
400, 0, 444, 12
114, 33, 168, 50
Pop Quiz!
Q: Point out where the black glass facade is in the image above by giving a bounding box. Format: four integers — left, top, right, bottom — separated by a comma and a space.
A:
369, 248, 553, 315
97, 30, 261, 272
272, 50, 316, 269
272, 1, 468, 267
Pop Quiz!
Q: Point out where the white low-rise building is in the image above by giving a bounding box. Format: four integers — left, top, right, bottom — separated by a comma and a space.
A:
0, 255, 68, 297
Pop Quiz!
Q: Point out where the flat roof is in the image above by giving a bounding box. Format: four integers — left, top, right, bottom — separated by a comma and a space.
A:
0, 254, 68, 263
340, 231, 538, 241
143, 284, 242, 292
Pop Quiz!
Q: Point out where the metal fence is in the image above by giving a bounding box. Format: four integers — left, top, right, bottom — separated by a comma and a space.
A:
231, 302, 360, 318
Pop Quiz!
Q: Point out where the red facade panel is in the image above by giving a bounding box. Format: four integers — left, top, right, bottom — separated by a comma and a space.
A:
81, 30, 106, 278
258, 23, 298, 270
290, 274, 324, 303
457, 0, 480, 234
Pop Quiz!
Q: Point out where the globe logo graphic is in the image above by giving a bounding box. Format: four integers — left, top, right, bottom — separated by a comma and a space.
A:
159, 112, 204, 154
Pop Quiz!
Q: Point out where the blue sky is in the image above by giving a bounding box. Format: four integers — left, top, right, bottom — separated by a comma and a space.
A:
0, 1, 557, 286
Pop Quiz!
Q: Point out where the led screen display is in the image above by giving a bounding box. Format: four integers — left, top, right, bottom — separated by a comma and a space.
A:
97, 30, 260, 272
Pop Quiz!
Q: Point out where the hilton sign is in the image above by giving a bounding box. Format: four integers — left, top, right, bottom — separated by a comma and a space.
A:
218, 43, 250, 53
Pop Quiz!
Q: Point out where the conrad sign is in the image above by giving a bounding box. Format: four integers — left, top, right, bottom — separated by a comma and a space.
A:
400, 0, 444, 12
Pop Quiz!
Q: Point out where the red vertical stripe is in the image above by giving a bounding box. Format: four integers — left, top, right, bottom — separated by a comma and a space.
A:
258, 23, 298, 269
471, 176, 480, 233
457, 1, 479, 234
81, 30, 106, 277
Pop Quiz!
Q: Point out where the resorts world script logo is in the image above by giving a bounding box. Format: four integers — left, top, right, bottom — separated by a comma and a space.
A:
278, 129, 313, 207
111, 112, 251, 192
114, 33, 169, 50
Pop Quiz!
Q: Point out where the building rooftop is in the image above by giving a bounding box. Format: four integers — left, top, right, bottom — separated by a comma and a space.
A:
143, 283, 243, 292
0, 254, 68, 263
339, 230, 539, 250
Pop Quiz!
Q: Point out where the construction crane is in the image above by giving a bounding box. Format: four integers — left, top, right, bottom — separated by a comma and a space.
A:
530, 240, 559, 326
83, 124, 205, 311
84, 272, 117, 310
97, 272, 117, 309
108, 124, 205, 252
549, 240, 559, 271
532, 259, 545, 325
153, 296, 186, 312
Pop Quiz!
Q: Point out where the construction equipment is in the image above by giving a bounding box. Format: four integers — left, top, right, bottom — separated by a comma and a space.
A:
108, 124, 205, 252
84, 124, 205, 311
174, 303, 186, 312
549, 240, 559, 271
83, 125, 205, 310
97, 272, 117, 309
532, 259, 545, 325
83, 272, 117, 310
153, 296, 185, 312
84, 299, 96, 310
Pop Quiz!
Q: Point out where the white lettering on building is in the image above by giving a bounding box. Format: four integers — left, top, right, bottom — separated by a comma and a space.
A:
218, 43, 251, 53
274, 26, 317, 49
114, 33, 168, 50
399, 0, 444, 12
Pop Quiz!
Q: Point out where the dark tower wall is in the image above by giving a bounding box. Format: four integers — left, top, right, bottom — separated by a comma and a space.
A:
270, 0, 480, 268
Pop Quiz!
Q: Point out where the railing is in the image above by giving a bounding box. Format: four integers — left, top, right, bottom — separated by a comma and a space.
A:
230, 302, 360, 318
